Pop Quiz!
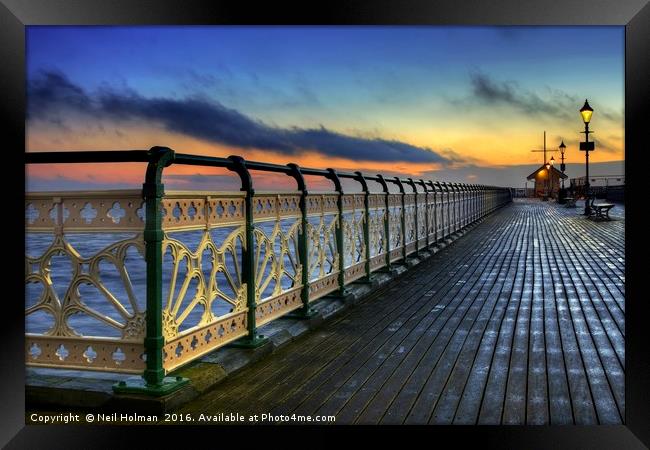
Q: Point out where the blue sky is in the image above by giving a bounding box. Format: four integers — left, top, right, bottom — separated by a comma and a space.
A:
25, 26, 624, 189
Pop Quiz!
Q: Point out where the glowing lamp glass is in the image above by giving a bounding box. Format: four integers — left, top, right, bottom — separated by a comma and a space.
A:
580, 100, 594, 124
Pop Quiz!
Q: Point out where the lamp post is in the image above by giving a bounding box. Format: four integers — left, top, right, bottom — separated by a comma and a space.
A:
579, 99, 595, 215
560, 139, 566, 190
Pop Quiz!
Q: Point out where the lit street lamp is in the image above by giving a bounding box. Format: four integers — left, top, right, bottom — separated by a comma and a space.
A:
579, 99, 595, 215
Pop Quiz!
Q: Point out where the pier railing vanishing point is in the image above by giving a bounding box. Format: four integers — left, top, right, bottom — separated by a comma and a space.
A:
25, 147, 512, 395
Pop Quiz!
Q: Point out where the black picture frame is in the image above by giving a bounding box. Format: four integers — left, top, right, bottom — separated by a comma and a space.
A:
2, 0, 648, 447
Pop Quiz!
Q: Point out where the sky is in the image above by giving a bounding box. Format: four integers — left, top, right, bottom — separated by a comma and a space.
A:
25, 26, 625, 191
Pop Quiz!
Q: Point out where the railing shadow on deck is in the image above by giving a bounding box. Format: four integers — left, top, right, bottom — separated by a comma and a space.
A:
25, 147, 513, 396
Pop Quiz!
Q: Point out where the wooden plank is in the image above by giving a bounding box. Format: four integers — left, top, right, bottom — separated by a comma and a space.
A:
477, 209, 533, 424
525, 212, 549, 425
339, 220, 519, 424
383, 214, 520, 424
500, 210, 535, 425
280, 223, 508, 418
539, 212, 596, 425
243, 212, 514, 417
403, 225, 518, 424
177, 200, 624, 426
547, 215, 624, 423
538, 216, 573, 425
452, 210, 528, 424
426, 213, 527, 425
353, 213, 523, 424
195, 229, 489, 416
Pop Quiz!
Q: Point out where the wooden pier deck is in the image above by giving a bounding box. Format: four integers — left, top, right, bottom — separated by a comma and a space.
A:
178, 199, 625, 425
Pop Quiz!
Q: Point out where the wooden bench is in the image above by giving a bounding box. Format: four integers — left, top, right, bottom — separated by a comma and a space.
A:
564, 197, 576, 207
588, 197, 615, 220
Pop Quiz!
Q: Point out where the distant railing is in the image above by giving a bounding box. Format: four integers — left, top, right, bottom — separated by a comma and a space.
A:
25, 147, 512, 395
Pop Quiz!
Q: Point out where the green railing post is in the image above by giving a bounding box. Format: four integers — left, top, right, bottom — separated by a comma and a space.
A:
227, 156, 270, 346
113, 146, 189, 396
441, 182, 448, 239
407, 178, 419, 257
428, 181, 437, 246
354, 172, 372, 282
287, 163, 318, 319
447, 183, 453, 235
460, 184, 465, 227
456, 184, 460, 231
474, 186, 477, 218
449, 183, 455, 234
461, 183, 467, 228
326, 168, 348, 297
462, 183, 469, 228
376, 175, 391, 271
468, 184, 473, 223
392, 177, 407, 261
418, 180, 429, 249
452, 183, 459, 234
465, 184, 470, 224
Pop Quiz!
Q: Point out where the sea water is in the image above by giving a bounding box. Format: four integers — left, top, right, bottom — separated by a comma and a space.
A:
25, 216, 345, 338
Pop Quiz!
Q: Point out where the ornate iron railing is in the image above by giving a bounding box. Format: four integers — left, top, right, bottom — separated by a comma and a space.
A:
25, 147, 513, 395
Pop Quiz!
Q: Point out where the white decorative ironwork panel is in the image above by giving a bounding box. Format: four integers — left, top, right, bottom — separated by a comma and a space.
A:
306, 194, 338, 216
256, 287, 302, 326
368, 206, 386, 259
427, 199, 436, 238
416, 193, 427, 245
254, 218, 302, 302
404, 204, 417, 246
344, 262, 366, 284
253, 194, 301, 221
26, 191, 145, 232
308, 272, 339, 301
26, 228, 147, 372
160, 226, 246, 341
26, 335, 145, 373
307, 213, 339, 282
26, 233, 146, 339
368, 193, 386, 209
342, 194, 365, 212
163, 310, 247, 371
342, 210, 366, 269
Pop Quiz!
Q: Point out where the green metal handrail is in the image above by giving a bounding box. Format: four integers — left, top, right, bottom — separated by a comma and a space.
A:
25, 147, 513, 396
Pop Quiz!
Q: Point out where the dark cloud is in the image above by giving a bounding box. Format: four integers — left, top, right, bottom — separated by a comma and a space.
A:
470, 71, 573, 120
467, 71, 622, 123
27, 71, 94, 118
28, 70, 449, 165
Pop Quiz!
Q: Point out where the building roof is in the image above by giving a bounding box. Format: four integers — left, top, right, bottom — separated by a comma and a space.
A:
526, 165, 568, 180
